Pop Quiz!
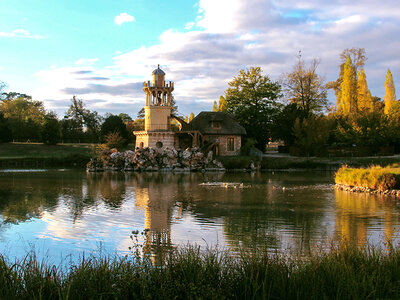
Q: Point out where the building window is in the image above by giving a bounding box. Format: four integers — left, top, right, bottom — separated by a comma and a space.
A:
227, 138, 234, 151
156, 141, 163, 148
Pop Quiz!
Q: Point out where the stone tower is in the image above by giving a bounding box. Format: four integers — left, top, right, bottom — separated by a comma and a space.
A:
134, 65, 175, 149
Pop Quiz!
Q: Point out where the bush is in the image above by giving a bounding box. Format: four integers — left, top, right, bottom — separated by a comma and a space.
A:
104, 132, 126, 150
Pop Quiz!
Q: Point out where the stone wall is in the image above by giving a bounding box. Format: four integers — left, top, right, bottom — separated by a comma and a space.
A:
207, 135, 242, 156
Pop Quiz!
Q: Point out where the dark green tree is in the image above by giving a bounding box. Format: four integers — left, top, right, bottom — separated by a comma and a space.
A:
65, 96, 102, 142
225, 66, 282, 150
0, 112, 12, 143
271, 103, 309, 146
42, 113, 61, 145
101, 115, 129, 146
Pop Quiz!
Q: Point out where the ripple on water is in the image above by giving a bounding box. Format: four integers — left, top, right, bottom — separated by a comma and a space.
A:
0, 169, 47, 173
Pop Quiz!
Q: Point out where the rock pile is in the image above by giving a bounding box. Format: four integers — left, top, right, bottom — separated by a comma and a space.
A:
87, 146, 225, 172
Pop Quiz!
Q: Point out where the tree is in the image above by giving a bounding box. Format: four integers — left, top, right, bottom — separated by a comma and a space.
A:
212, 101, 218, 112
384, 69, 396, 114
0, 94, 46, 141
292, 115, 330, 156
281, 57, 327, 114
118, 113, 133, 123
225, 66, 282, 149
101, 115, 129, 146
271, 103, 309, 146
328, 47, 367, 114
65, 96, 102, 142
42, 113, 61, 145
339, 57, 358, 115
357, 68, 373, 112
189, 112, 195, 122
218, 96, 227, 112
0, 112, 12, 143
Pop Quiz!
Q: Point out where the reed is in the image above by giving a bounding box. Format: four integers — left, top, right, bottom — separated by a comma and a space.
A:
0, 243, 399, 299
335, 164, 400, 190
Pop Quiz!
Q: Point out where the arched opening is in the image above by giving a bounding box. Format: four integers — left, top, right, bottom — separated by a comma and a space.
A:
140, 142, 144, 148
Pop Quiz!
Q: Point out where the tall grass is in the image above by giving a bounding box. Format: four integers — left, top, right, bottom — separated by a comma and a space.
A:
0, 243, 400, 299
335, 164, 400, 190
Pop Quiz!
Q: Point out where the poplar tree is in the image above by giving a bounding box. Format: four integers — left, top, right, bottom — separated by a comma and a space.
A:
189, 112, 195, 122
328, 48, 366, 115
384, 69, 396, 114
212, 101, 218, 112
218, 96, 227, 112
357, 68, 373, 112
339, 57, 358, 115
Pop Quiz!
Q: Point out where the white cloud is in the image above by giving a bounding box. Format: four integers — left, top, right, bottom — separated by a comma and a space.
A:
114, 13, 135, 26
0, 29, 45, 39
75, 58, 99, 66
32, 0, 400, 117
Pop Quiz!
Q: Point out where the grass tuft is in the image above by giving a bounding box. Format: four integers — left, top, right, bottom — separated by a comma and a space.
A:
335, 164, 400, 190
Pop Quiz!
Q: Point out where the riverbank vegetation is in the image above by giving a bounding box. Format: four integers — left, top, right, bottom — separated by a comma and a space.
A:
335, 164, 400, 190
0, 243, 399, 299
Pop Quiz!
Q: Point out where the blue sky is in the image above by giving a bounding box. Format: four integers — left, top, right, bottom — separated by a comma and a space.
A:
1, 0, 400, 117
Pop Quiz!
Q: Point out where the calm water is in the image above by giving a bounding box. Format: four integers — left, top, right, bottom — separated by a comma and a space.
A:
0, 169, 400, 263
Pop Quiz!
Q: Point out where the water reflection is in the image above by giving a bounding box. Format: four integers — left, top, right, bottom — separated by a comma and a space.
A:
334, 189, 400, 246
0, 170, 399, 261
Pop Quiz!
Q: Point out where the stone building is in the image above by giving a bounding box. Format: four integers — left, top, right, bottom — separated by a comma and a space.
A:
189, 112, 246, 156
134, 66, 246, 156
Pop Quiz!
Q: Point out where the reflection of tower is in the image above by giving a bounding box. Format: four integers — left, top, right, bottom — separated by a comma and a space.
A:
134, 65, 175, 149
134, 173, 175, 264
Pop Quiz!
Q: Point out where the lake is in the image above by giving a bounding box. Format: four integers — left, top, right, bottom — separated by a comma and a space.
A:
0, 169, 399, 263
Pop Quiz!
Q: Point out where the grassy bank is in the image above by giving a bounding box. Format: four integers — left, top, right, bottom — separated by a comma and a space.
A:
335, 164, 400, 190
1, 244, 400, 299
0, 143, 93, 168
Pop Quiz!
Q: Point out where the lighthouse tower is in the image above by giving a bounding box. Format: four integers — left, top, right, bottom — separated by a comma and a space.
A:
134, 65, 175, 149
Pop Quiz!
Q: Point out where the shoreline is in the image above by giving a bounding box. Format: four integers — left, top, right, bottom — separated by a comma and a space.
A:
334, 183, 400, 196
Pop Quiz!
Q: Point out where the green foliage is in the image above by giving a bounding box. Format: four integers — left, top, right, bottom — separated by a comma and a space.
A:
335, 165, 400, 190
335, 111, 389, 152
282, 57, 327, 114
101, 114, 129, 144
0, 94, 45, 141
225, 66, 282, 150
292, 115, 331, 156
41, 114, 61, 145
0, 112, 12, 143
118, 113, 133, 123
65, 96, 102, 142
271, 103, 309, 146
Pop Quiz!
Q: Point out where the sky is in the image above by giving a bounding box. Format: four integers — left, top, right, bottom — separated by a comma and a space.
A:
1, 0, 400, 118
